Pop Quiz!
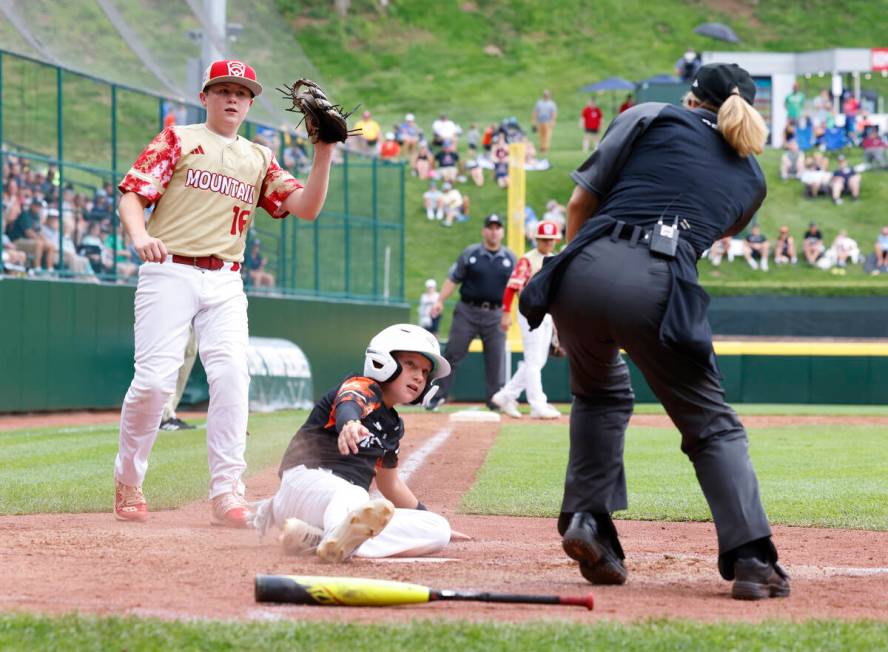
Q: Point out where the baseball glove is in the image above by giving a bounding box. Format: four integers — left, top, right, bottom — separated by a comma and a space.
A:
277, 79, 359, 144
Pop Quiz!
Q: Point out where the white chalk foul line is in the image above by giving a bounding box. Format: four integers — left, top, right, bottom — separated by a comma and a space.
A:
368, 424, 453, 499
397, 424, 453, 483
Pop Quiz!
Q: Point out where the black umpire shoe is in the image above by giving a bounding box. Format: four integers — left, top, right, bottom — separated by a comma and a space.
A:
731, 558, 791, 600
561, 512, 628, 585
159, 417, 196, 431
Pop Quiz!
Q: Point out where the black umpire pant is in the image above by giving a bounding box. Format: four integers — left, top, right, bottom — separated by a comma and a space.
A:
549, 236, 772, 556
435, 301, 506, 403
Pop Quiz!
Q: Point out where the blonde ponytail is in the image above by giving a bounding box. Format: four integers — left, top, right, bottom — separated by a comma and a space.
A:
717, 92, 767, 157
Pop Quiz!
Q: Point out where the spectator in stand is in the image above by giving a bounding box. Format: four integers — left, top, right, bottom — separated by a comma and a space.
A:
803, 222, 825, 265
830, 154, 861, 205
812, 88, 833, 137
784, 82, 805, 123
676, 47, 701, 81
422, 181, 443, 221
580, 97, 603, 152
743, 224, 770, 271
780, 140, 806, 180
829, 229, 857, 273
801, 151, 832, 198
618, 93, 635, 114
773, 226, 798, 265
246, 238, 275, 288
397, 113, 422, 160
42, 212, 92, 276
873, 226, 888, 275
466, 123, 481, 151
413, 142, 434, 180
432, 114, 461, 148
89, 190, 114, 222
379, 132, 401, 160
842, 92, 860, 141
464, 145, 485, 187
707, 236, 733, 266
79, 220, 112, 274
531, 89, 558, 156
783, 118, 797, 144
2, 232, 27, 273
481, 124, 496, 153
354, 110, 381, 155
434, 141, 460, 183
862, 129, 886, 169
103, 226, 138, 279
491, 134, 510, 189
417, 278, 441, 336
440, 182, 467, 227
10, 200, 56, 271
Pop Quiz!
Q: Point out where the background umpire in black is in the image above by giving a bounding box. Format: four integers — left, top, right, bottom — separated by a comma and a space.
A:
523, 63, 789, 600
429, 214, 517, 410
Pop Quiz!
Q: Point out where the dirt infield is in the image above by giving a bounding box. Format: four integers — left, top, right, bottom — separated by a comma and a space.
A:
1, 411, 886, 623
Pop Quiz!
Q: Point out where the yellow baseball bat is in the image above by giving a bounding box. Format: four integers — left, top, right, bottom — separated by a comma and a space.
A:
255, 575, 594, 610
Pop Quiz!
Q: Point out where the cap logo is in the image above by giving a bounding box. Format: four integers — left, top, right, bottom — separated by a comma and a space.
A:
692, 79, 698, 87
227, 61, 246, 77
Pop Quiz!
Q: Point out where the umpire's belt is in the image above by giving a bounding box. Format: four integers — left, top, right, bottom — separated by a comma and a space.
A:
171, 254, 240, 271
462, 299, 502, 310
609, 221, 651, 247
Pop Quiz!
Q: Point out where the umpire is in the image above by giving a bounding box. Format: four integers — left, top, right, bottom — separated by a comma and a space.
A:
520, 63, 789, 601
428, 214, 516, 410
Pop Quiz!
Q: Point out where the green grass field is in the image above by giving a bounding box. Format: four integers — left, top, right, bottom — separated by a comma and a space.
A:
0, 615, 886, 652
0, 410, 306, 515
462, 421, 888, 530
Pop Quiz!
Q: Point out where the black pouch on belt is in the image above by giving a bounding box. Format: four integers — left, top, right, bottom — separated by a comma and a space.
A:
650, 215, 680, 259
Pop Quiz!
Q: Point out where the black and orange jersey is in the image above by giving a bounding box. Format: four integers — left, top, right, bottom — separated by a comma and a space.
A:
277, 375, 404, 490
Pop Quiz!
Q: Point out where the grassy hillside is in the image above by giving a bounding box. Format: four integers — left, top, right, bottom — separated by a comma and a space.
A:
274, 0, 888, 320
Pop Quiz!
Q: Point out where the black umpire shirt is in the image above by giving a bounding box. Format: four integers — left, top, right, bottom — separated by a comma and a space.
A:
448, 243, 516, 304
571, 102, 767, 257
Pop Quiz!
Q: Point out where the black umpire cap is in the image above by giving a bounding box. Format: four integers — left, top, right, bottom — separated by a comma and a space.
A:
691, 63, 756, 107
483, 214, 504, 227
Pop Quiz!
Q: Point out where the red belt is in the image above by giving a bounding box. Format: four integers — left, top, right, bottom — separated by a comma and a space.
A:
171, 255, 240, 272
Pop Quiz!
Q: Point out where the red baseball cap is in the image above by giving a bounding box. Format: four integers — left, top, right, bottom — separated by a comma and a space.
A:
202, 60, 262, 97
536, 220, 562, 240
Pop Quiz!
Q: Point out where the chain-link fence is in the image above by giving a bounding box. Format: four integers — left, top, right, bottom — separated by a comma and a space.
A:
0, 49, 405, 302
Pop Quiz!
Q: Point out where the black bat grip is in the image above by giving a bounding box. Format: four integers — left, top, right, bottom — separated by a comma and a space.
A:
255, 574, 314, 604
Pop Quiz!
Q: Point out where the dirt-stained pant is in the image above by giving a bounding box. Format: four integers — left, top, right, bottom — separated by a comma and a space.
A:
549, 236, 772, 556
271, 465, 451, 558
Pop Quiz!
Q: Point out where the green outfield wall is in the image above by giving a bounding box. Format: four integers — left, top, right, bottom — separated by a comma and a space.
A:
0, 278, 407, 413
450, 342, 888, 405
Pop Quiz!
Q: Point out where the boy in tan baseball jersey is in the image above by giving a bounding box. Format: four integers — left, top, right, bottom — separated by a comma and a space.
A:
113, 59, 335, 527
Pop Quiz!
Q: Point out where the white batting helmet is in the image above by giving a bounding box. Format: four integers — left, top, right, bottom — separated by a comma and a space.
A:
364, 324, 450, 382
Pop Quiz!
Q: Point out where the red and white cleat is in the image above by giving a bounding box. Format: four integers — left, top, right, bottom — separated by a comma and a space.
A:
211, 492, 250, 528
114, 481, 149, 522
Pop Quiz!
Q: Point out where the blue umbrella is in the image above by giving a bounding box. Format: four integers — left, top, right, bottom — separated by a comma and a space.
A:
580, 77, 636, 93
693, 22, 740, 43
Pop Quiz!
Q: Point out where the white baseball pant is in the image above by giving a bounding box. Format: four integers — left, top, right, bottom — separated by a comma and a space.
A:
114, 257, 250, 499
498, 312, 554, 412
272, 465, 451, 558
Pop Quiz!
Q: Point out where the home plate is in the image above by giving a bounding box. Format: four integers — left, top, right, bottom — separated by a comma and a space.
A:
369, 557, 460, 564
450, 410, 501, 423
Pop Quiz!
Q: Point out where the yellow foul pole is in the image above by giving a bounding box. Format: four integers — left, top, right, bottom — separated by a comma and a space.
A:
506, 142, 526, 351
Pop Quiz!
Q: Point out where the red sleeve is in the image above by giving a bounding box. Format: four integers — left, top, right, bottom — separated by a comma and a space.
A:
258, 154, 303, 219
118, 128, 181, 204
325, 376, 383, 430
502, 257, 532, 310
